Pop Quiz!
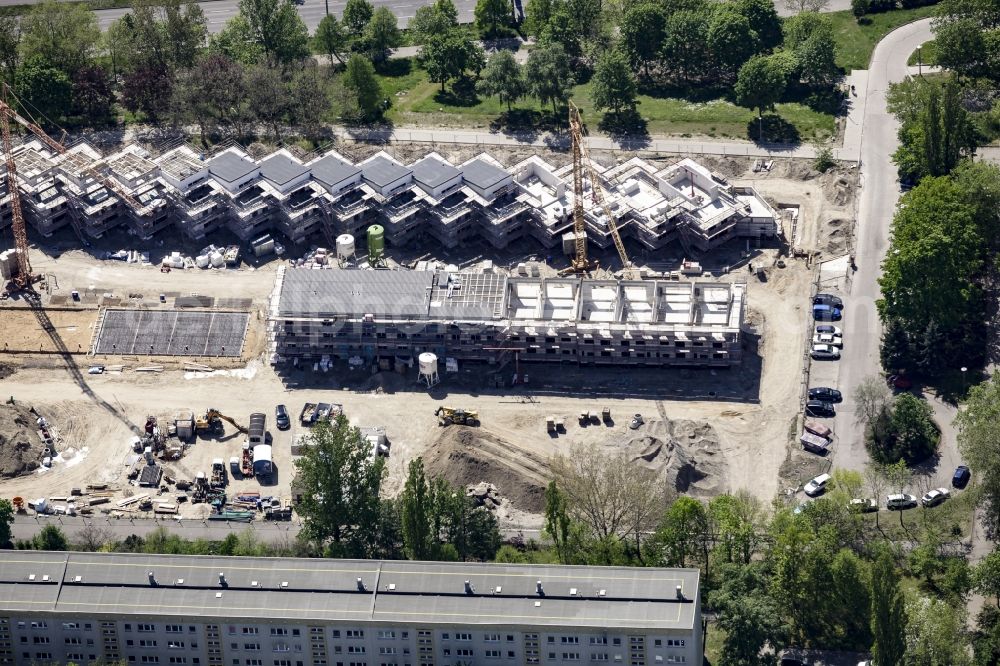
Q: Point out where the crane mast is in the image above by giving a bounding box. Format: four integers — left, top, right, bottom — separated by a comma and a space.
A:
1, 86, 34, 288
565, 101, 633, 276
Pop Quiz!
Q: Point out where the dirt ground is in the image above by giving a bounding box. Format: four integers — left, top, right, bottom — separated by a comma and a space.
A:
0, 147, 851, 528
0, 308, 99, 354
0, 403, 47, 478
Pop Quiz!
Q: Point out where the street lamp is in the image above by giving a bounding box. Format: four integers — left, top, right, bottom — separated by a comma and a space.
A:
961, 366, 968, 392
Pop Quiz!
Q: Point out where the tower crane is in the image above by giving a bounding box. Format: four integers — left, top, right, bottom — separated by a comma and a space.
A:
563, 101, 635, 278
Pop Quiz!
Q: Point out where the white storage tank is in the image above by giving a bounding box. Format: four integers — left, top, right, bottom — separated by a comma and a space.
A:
209, 251, 225, 268
418, 352, 438, 376
336, 234, 355, 260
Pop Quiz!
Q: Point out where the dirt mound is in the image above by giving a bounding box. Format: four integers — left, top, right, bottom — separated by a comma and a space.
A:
615, 418, 727, 497
0, 364, 13, 381
424, 426, 550, 512
0, 403, 45, 477
821, 217, 850, 255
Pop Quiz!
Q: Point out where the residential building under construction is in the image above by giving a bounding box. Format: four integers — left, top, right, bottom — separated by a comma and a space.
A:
267, 266, 747, 368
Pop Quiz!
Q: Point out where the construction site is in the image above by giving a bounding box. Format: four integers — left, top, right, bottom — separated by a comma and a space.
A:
0, 89, 859, 529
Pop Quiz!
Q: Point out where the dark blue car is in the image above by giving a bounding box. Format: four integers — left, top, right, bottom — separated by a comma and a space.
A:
953, 465, 971, 488
813, 304, 842, 321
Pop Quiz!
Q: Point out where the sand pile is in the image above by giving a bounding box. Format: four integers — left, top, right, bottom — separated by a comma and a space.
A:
0, 403, 45, 477
424, 426, 551, 512
614, 418, 727, 497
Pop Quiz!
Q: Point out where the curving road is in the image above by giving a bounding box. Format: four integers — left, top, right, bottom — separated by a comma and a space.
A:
830, 19, 935, 476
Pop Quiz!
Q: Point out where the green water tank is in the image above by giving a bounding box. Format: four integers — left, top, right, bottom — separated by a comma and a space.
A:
367, 225, 385, 260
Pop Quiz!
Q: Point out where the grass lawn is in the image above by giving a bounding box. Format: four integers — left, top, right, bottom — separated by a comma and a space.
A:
704, 623, 723, 665
828, 6, 938, 71
907, 38, 939, 65
382, 64, 836, 142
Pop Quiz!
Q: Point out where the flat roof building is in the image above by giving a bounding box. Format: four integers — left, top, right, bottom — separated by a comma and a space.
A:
0, 551, 702, 666
268, 267, 746, 368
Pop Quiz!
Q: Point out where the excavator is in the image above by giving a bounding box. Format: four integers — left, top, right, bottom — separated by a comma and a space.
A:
435, 406, 480, 427
195, 409, 248, 436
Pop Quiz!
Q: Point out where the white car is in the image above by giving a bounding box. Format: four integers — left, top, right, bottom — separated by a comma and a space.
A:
811, 344, 840, 360
804, 473, 831, 497
815, 325, 842, 336
849, 498, 878, 513
921, 487, 951, 507
812, 333, 843, 347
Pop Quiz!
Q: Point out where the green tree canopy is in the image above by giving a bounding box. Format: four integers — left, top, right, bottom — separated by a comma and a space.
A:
409, 0, 459, 44
229, 0, 310, 63
19, 0, 99, 75
421, 30, 485, 91
314, 14, 349, 65
0, 499, 13, 548
363, 7, 402, 62
590, 48, 638, 115
14, 56, 72, 123
32, 524, 68, 551
956, 373, 1000, 539
292, 414, 387, 557
475, 0, 511, 38
476, 49, 527, 111
707, 4, 758, 76
734, 53, 787, 118
524, 40, 573, 114
341, 53, 383, 120
871, 549, 907, 666
343, 0, 374, 35
620, 3, 667, 77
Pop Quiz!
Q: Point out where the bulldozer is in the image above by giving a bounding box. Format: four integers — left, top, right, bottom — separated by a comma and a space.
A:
195, 409, 248, 436
435, 406, 479, 427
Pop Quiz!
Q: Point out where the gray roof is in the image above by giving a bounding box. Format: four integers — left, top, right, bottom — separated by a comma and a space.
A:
208, 151, 258, 183
0, 552, 699, 630
310, 154, 361, 188
259, 154, 308, 186
462, 158, 511, 190
361, 155, 411, 188
412, 155, 460, 191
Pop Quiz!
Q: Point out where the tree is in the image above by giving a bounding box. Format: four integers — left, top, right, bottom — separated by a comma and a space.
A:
19, 0, 99, 75
226, 0, 310, 63
524, 41, 573, 114
32, 524, 68, 551
782, 0, 830, 12
933, 0, 1000, 82
245, 62, 290, 139
71, 65, 114, 122
524, 0, 555, 37
905, 596, 972, 666
343, 0, 374, 36
649, 497, 708, 568
734, 54, 786, 122
363, 7, 401, 62
421, 30, 483, 92
852, 0, 869, 19
855, 374, 894, 443
707, 4, 758, 76
173, 53, 249, 140
0, 499, 13, 548
973, 605, 1000, 665
292, 414, 386, 557
477, 49, 526, 112
543, 480, 573, 564
710, 562, 789, 664
871, 549, 907, 666
409, 0, 458, 44
591, 49, 638, 115
864, 463, 888, 528
287, 62, 331, 139
956, 373, 1000, 539
877, 176, 984, 376
550, 443, 665, 560
0, 16, 20, 87
14, 57, 72, 124
75, 523, 115, 551
737, 0, 782, 52
315, 14, 349, 65
162, 0, 208, 68
400, 458, 433, 560
475, 0, 511, 38
341, 54, 383, 121
877, 393, 938, 464
620, 3, 667, 77
661, 9, 711, 84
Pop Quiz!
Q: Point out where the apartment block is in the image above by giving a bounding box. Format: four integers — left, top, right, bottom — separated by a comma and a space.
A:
2, 138, 777, 256
267, 266, 746, 367
0, 552, 701, 666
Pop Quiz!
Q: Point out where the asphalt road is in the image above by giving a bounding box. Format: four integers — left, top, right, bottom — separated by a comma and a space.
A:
830, 19, 938, 478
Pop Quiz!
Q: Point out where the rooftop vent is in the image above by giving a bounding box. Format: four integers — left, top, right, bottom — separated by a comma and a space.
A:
569, 588, 577, 596
41, 575, 49, 582
357, 578, 366, 592
74, 576, 82, 583
464, 580, 475, 595
218, 572, 227, 587
535, 580, 544, 597
215, 592, 223, 599
28, 574, 35, 581
175, 579, 184, 586
388, 583, 396, 591
147, 571, 157, 586
280, 581, 288, 588
251, 581, 259, 588
598, 589, 606, 597
493, 586, 502, 595
675, 585, 684, 600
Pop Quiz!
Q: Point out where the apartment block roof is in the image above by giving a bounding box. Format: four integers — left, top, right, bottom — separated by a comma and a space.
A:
360, 155, 411, 188
0, 552, 699, 630
412, 155, 460, 190
461, 157, 509, 190
259, 154, 309, 186
208, 151, 258, 183
309, 154, 360, 188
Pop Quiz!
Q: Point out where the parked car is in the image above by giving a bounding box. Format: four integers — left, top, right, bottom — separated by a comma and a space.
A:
813, 304, 843, 321
953, 465, 971, 488
921, 487, 951, 507
804, 473, 831, 497
813, 293, 844, 308
811, 344, 840, 360
812, 333, 843, 347
887, 493, 918, 510
805, 400, 835, 418
808, 387, 842, 402
849, 498, 878, 513
275, 404, 290, 430
887, 374, 913, 390
815, 324, 842, 336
